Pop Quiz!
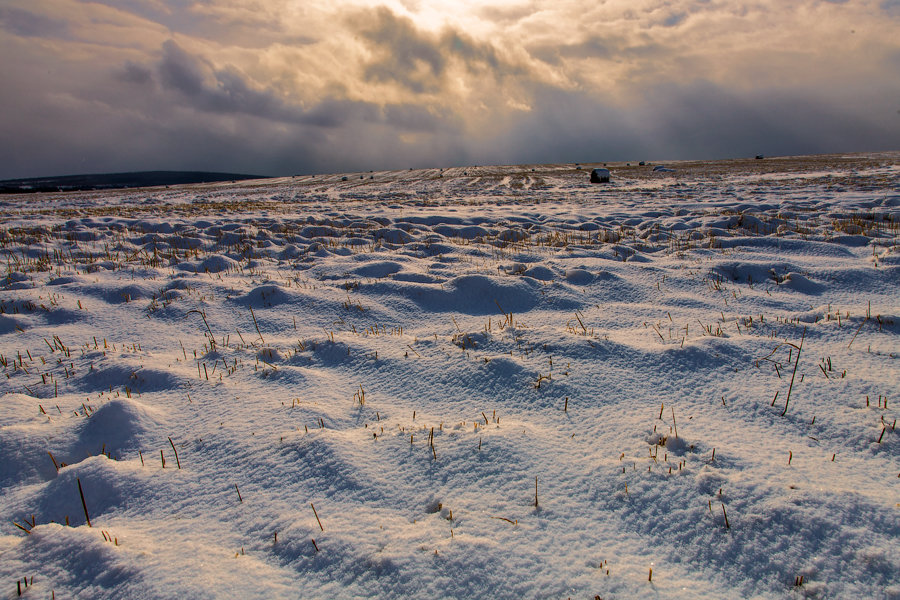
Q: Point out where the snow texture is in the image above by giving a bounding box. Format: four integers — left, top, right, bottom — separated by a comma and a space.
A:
1, 154, 899, 599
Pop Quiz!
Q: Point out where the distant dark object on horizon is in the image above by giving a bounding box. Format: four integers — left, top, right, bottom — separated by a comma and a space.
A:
590, 168, 610, 183
652, 165, 675, 172
756, 154, 765, 160
0, 171, 267, 194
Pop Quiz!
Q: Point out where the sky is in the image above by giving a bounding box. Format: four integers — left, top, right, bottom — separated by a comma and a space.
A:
1, 0, 899, 179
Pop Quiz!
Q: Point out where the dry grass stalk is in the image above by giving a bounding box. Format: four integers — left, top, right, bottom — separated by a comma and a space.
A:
781, 327, 806, 416
13, 522, 31, 535
47, 451, 59, 473
168, 437, 181, 469
249, 306, 264, 344
848, 316, 869, 349
311, 503, 324, 531
76, 477, 92, 527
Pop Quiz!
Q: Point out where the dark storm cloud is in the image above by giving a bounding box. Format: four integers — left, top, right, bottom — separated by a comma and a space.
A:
2, 68, 897, 181
156, 40, 311, 124
352, 6, 510, 93
299, 98, 381, 128
491, 79, 900, 166
383, 103, 455, 132
149, 40, 456, 133
117, 61, 154, 86
356, 7, 446, 92
0, 6, 69, 38
158, 40, 208, 96
0, 77, 342, 179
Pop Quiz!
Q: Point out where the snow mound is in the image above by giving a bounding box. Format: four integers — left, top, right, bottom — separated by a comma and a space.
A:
238, 284, 293, 307
565, 268, 594, 285
71, 399, 162, 459
187, 254, 239, 273
523, 266, 555, 281
35, 456, 157, 526
424, 275, 541, 314
781, 272, 825, 294
372, 228, 413, 244
352, 261, 403, 278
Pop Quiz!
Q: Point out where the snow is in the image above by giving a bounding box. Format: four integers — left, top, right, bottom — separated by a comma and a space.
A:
1, 153, 899, 599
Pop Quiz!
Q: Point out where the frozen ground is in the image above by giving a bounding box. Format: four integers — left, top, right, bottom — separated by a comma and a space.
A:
1, 153, 898, 599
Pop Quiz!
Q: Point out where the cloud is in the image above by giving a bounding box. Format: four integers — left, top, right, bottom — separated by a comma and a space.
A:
299, 98, 381, 128
490, 77, 900, 165
662, 12, 688, 27
156, 40, 315, 124
352, 6, 513, 94
117, 61, 154, 85
158, 40, 209, 96
356, 7, 448, 93
0, 6, 69, 38
475, 2, 541, 25
148, 39, 458, 134
1, 0, 898, 179
882, 0, 900, 15
383, 103, 453, 132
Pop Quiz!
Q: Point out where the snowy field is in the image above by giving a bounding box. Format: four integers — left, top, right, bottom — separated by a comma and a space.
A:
1, 153, 898, 599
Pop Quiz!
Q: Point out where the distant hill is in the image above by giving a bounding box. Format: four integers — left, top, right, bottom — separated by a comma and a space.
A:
0, 171, 269, 194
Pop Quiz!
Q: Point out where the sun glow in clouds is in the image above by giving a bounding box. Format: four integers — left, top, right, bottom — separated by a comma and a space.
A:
0, 0, 898, 178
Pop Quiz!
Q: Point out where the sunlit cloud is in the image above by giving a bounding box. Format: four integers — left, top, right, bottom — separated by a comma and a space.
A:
1, 0, 898, 178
